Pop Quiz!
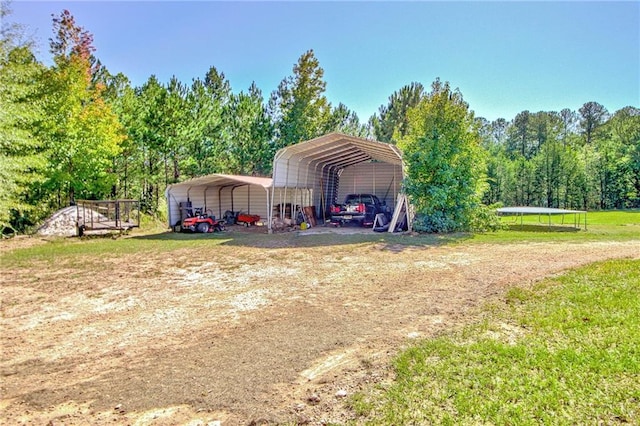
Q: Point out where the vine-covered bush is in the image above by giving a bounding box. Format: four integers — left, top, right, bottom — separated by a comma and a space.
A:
400, 79, 498, 233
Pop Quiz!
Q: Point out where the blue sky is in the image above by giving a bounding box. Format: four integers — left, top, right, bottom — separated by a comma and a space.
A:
9, 1, 640, 121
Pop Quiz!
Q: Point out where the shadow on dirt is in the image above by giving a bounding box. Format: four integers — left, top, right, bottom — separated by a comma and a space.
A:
129, 227, 463, 252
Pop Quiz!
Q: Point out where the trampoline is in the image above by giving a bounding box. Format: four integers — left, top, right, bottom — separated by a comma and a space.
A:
497, 206, 587, 230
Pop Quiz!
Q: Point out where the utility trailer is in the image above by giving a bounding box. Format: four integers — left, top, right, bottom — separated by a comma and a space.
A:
76, 199, 140, 236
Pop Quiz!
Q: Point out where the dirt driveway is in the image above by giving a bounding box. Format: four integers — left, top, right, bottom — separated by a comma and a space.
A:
1, 235, 639, 425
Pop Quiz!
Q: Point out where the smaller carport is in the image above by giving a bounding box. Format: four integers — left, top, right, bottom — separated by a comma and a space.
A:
165, 174, 275, 229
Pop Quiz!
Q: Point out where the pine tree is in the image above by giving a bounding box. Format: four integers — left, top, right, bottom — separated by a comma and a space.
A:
270, 49, 330, 148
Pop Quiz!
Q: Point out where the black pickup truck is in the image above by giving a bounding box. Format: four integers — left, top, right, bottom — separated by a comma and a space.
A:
330, 193, 389, 227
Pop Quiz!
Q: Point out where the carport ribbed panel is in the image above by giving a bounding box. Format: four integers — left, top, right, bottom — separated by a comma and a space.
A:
272, 133, 403, 187
171, 174, 272, 189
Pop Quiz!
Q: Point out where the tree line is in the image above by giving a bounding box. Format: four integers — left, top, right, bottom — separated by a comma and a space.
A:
374, 82, 640, 213
1, 7, 638, 233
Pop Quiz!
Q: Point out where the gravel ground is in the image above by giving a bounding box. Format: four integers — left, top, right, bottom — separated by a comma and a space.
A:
1, 236, 639, 425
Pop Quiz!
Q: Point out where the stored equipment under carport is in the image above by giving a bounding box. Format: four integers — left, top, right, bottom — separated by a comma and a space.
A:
181, 212, 226, 233
235, 212, 260, 226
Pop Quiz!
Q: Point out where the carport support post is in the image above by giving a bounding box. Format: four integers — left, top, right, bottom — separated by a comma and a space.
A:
268, 186, 275, 234
265, 187, 271, 232
320, 177, 325, 224
204, 187, 211, 215
283, 186, 287, 221
164, 186, 173, 228
269, 149, 288, 233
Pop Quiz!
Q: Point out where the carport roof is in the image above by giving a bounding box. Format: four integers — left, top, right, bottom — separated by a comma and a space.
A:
273, 132, 403, 172
168, 173, 273, 189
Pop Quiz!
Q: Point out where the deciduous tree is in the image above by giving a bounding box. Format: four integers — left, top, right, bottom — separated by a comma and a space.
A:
39, 10, 123, 207
0, 3, 46, 231
399, 79, 492, 232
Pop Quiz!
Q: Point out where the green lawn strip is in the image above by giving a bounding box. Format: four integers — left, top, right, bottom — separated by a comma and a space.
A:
449, 210, 640, 244
357, 259, 640, 425
0, 229, 440, 267
469, 210, 640, 244
2, 211, 638, 264
0, 233, 232, 267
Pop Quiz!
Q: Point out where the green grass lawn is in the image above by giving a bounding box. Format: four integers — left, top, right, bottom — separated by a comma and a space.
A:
351, 258, 640, 425
2, 210, 638, 424
469, 209, 640, 244
2, 210, 638, 266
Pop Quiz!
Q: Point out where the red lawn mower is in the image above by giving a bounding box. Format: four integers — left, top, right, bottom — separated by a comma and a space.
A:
181, 209, 226, 233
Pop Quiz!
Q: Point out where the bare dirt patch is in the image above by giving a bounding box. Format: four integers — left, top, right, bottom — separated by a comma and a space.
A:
1, 236, 639, 425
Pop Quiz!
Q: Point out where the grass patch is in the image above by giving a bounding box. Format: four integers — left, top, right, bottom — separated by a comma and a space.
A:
2, 210, 637, 267
0, 233, 232, 266
0, 228, 443, 266
357, 259, 640, 425
469, 210, 640, 243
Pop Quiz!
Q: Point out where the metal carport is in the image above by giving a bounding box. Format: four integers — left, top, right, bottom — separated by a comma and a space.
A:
268, 132, 406, 232
165, 174, 275, 229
